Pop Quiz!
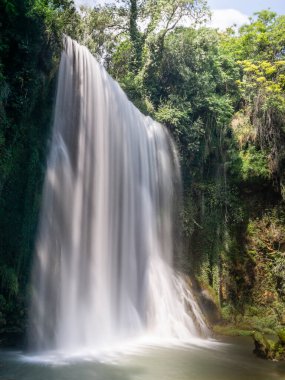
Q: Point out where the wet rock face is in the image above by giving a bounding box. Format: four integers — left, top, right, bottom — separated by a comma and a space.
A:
253, 330, 285, 361
189, 277, 221, 326
199, 289, 221, 325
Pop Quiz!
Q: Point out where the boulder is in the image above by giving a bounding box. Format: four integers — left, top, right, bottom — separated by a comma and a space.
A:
253, 332, 277, 360
253, 330, 285, 361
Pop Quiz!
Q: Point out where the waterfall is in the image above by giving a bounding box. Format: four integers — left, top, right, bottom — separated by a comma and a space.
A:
29, 37, 208, 352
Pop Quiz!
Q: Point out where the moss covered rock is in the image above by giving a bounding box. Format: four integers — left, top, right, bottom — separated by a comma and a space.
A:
277, 329, 285, 345
253, 331, 285, 361
253, 332, 274, 359
274, 343, 285, 361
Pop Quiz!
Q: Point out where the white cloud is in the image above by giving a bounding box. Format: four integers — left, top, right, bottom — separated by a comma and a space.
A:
75, 0, 107, 6
209, 9, 249, 30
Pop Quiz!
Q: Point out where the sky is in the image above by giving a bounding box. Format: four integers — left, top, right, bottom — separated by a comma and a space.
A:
207, 0, 285, 29
75, 0, 285, 30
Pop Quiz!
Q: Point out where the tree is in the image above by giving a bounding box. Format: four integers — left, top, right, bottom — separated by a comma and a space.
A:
221, 12, 285, 196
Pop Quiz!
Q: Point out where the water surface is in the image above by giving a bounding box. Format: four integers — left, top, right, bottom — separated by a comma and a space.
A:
1, 338, 284, 380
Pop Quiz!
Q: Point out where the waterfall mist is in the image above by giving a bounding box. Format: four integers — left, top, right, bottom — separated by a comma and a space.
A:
29, 37, 208, 353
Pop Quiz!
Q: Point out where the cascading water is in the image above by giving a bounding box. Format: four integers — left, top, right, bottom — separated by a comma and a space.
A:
29, 37, 208, 353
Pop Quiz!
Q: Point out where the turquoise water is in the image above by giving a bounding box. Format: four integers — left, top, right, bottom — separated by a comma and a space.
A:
1, 338, 285, 380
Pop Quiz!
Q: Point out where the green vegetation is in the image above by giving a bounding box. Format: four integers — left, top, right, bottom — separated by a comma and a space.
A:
0, 0, 285, 358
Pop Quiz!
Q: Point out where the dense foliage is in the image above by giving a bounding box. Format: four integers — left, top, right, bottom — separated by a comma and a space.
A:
0, 0, 78, 342
0, 0, 285, 343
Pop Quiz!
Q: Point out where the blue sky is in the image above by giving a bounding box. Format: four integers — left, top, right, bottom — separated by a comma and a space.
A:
207, 0, 285, 29
76, 0, 285, 14
75, 0, 285, 29
207, 0, 285, 16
